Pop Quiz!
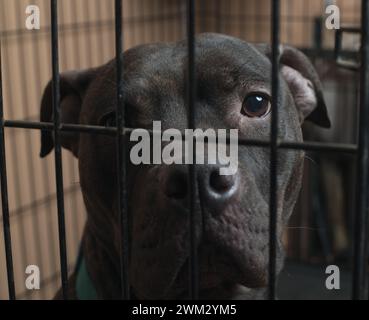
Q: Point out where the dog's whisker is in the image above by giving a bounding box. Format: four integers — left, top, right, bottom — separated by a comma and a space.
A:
304, 155, 317, 166
285, 226, 320, 231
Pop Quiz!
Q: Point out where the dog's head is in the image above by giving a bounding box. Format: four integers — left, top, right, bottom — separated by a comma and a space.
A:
40, 33, 330, 299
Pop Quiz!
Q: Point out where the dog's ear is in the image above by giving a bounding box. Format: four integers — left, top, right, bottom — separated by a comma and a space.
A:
255, 44, 331, 128
40, 69, 96, 158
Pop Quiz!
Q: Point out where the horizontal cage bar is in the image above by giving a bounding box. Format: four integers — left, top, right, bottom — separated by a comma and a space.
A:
3, 120, 358, 154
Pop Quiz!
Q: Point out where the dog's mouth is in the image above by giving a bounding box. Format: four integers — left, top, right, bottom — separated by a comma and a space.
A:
161, 241, 268, 299
169, 264, 239, 300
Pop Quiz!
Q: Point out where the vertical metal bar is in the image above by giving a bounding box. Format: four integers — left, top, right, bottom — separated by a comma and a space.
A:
187, 0, 198, 300
115, 0, 130, 300
353, 0, 369, 301
0, 3, 27, 300
269, 0, 280, 301
39, 1, 58, 292
13, 0, 46, 299
0, 39, 16, 301
50, 0, 69, 299
59, 1, 83, 276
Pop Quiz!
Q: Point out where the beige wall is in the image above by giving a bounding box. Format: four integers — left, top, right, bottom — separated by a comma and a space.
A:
201, 0, 360, 47
0, 0, 361, 299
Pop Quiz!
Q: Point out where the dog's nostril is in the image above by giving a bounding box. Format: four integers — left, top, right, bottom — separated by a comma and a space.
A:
209, 170, 235, 194
165, 171, 188, 199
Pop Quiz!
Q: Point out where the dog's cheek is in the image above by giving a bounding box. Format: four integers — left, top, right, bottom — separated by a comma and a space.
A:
78, 135, 120, 226
129, 167, 190, 299
278, 149, 305, 226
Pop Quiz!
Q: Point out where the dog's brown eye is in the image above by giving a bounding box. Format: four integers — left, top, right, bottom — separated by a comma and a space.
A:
100, 112, 117, 127
242, 94, 271, 118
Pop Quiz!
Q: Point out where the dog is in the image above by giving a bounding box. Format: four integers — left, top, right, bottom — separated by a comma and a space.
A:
39, 33, 330, 299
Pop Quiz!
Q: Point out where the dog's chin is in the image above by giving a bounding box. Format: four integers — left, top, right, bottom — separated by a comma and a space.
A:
132, 245, 269, 300
147, 268, 268, 300
165, 276, 266, 300
172, 282, 250, 300
165, 260, 268, 300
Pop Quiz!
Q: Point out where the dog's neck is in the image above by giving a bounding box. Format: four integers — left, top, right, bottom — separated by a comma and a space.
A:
82, 219, 124, 299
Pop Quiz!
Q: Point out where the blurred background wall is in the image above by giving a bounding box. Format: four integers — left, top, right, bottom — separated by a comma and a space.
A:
0, 0, 361, 299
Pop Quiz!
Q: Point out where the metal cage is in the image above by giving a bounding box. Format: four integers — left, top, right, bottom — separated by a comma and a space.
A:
0, 0, 368, 300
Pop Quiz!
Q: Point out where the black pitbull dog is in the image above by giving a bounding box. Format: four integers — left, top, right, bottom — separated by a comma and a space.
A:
40, 33, 330, 299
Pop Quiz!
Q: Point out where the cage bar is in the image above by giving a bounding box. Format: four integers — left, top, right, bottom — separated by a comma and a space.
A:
187, 0, 199, 300
50, 0, 69, 300
2, 120, 359, 154
0, 0, 366, 301
268, 0, 280, 301
14, 0, 46, 299
0, 39, 16, 300
352, 0, 369, 301
115, 0, 130, 300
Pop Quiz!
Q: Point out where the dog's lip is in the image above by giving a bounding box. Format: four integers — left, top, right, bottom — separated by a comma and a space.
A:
173, 271, 226, 292
165, 257, 228, 298
170, 267, 236, 299
167, 240, 271, 298
167, 246, 249, 298
174, 281, 235, 300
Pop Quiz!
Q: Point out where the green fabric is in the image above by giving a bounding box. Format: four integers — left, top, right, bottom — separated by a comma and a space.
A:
76, 258, 98, 300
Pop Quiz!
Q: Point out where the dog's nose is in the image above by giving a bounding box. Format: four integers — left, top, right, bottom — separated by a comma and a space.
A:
164, 165, 239, 205
200, 166, 239, 203
209, 169, 236, 194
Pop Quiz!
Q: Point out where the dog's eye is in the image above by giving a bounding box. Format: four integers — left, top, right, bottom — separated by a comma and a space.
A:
242, 94, 271, 118
100, 112, 117, 127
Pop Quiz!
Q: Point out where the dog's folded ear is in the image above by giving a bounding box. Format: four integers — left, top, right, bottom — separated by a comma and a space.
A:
255, 44, 331, 128
40, 68, 96, 158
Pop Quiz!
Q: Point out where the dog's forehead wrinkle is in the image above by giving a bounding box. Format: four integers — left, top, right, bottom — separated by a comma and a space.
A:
123, 33, 273, 102
195, 34, 271, 66
195, 60, 271, 96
